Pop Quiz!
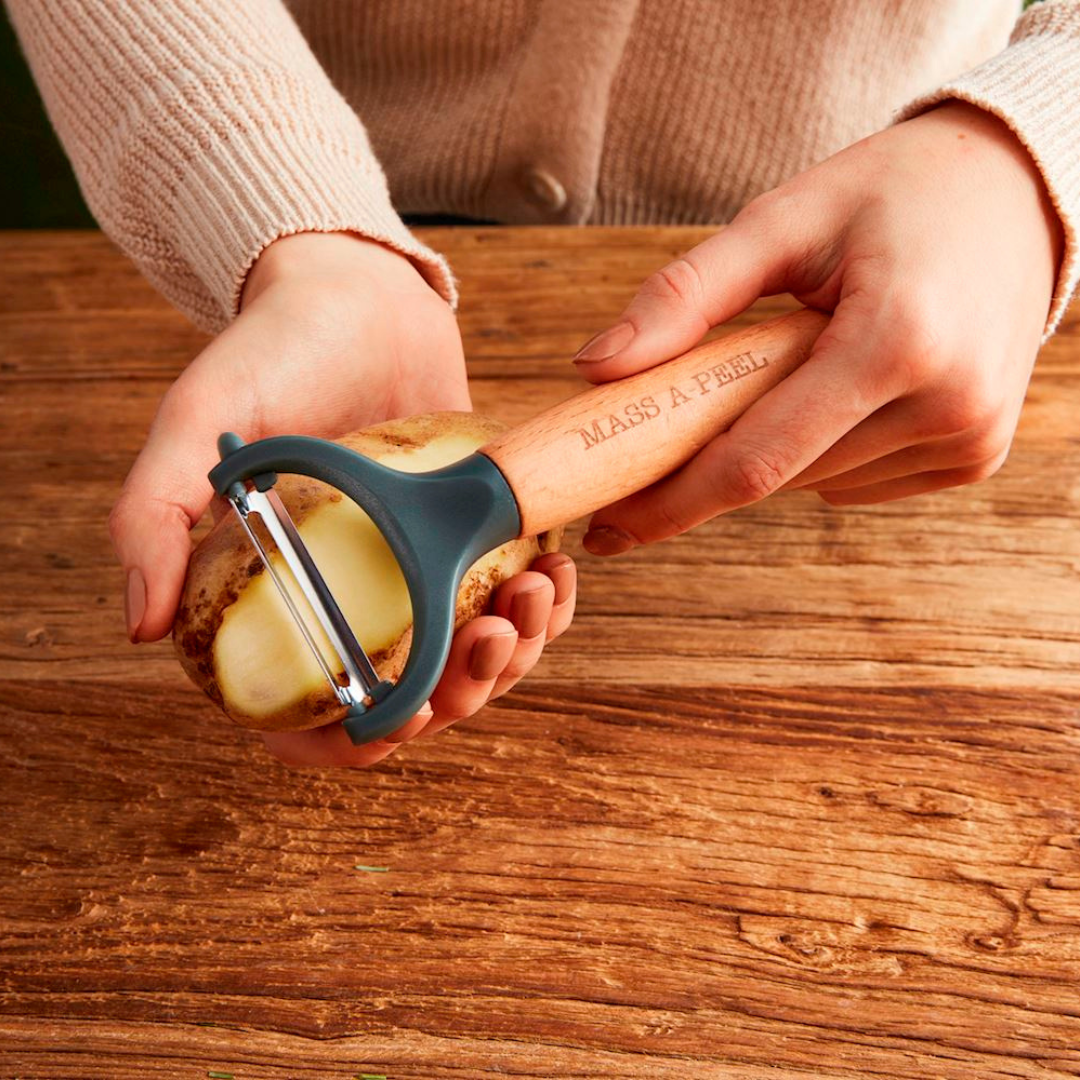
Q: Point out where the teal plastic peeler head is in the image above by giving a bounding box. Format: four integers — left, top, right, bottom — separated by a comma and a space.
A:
208, 433, 521, 745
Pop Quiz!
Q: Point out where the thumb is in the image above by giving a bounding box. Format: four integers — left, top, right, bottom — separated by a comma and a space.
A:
108, 384, 230, 643
571, 207, 794, 382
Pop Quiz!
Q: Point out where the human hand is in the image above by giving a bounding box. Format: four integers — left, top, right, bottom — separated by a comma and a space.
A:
573, 102, 1064, 555
109, 232, 576, 765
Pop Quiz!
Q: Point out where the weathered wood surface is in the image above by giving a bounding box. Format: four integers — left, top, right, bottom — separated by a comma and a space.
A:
2, 228, 1080, 1079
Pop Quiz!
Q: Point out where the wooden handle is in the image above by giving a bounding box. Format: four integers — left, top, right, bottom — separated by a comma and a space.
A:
481, 307, 829, 536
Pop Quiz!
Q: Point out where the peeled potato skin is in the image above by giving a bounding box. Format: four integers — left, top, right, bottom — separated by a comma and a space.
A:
173, 411, 562, 732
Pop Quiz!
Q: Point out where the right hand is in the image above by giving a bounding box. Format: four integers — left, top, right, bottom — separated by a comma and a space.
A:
109, 232, 576, 766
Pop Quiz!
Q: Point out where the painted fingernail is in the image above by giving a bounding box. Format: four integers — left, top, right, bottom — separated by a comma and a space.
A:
125, 567, 146, 642
573, 322, 635, 363
469, 630, 518, 681
547, 556, 575, 605
583, 526, 635, 557
510, 586, 550, 640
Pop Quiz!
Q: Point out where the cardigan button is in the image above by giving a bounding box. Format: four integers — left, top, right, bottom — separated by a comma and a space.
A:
521, 167, 567, 213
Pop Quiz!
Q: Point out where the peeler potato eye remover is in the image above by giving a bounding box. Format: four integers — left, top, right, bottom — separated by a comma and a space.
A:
209, 309, 827, 745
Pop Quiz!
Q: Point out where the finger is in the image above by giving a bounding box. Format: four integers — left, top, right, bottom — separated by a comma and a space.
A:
584, 297, 899, 550
423, 615, 519, 737
263, 690, 438, 765
786, 379, 1016, 492
572, 204, 806, 381
382, 699, 436, 745
784, 398, 923, 489
483, 570, 556, 697
262, 723, 406, 768
109, 376, 236, 643
492, 571, 556, 642
530, 552, 577, 642
819, 459, 1006, 507
806, 432, 1006, 493
788, 382, 1013, 492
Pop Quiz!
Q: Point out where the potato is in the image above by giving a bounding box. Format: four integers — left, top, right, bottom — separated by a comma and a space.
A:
174, 412, 561, 732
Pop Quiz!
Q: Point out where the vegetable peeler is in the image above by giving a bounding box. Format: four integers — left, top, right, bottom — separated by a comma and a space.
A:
209, 308, 828, 744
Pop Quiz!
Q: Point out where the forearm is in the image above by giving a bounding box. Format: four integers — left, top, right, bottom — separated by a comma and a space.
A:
5, 0, 455, 331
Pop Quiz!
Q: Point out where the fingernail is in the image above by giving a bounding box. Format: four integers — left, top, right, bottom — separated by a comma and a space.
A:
583, 526, 636, 557
573, 322, 635, 363
547, 555, 575, 605
125, 567, 146, 642
510, 586, 549, 640
469, 630, 517, 682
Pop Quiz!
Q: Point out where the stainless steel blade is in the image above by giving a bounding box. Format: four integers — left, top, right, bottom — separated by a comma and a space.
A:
243, 486, 384, 705
230, 492, 350, 704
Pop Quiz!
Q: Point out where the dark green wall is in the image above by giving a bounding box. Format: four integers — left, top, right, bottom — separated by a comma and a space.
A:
1, 4, 96, 228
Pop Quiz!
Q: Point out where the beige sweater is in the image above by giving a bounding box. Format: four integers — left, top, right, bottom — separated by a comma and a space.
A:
7, 1, 1080, 332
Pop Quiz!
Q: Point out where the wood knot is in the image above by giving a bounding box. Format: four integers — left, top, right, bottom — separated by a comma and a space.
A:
970, 934, 1015, 952
870, 785, 974, 818
25, 626, 54, 648
777, 932, 831, 961
737, 915, 905, 976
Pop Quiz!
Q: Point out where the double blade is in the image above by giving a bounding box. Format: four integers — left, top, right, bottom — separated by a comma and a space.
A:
229, 484, 392, 711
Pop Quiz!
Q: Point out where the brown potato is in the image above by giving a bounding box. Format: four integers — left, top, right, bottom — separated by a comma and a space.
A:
174, 412, 561, 731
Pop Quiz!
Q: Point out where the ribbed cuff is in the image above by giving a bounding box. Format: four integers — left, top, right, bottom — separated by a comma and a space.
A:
896, 32, 1080, 336
162, 69, 457, 333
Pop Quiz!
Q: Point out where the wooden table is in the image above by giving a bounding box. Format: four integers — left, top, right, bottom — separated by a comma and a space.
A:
2, 228, 1080, 1079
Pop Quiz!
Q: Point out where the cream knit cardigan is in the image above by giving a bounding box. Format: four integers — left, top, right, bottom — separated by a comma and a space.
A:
7, 0, 1080, 332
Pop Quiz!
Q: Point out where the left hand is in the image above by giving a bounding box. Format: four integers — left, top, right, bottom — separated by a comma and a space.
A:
109, 231, 576, 767
573, 102, 1064, 556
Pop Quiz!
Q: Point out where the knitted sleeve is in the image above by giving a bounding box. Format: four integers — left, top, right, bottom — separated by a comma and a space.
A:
896, 0, 1080, 333
5, 0, 456, 332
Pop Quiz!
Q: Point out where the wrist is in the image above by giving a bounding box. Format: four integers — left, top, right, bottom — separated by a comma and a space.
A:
241, 231, 431, 311
922, 101, 1064, 274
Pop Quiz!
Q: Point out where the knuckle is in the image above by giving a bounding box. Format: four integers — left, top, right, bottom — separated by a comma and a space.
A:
959, 422, 1010, 464
883, 311, 944, 392
961, 451, 1009, 484
929, 382, 1003, 439
429, 701, 468, 727
501, 656, 536, 682
877, 286, 960, 390
546, 602, 577, 642
652, 499, 697, 541
925, 397, 977, 439
107, 493, 134, 548
110, 487, 197, 553
721, 445, 789, 505
640, 257, 705, 308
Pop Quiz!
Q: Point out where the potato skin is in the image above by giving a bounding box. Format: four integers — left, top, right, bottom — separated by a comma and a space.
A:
174, 412, 561, 732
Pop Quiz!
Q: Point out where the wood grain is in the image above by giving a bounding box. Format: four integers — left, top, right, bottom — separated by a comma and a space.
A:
483, 308, 827, 535
2, 228, 1080, 1079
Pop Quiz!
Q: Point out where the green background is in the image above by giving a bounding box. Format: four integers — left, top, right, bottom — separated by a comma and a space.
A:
2, 4, 95, 228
